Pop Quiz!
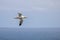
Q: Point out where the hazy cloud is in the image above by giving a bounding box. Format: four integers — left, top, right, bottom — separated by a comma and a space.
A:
0, 0, 60, 11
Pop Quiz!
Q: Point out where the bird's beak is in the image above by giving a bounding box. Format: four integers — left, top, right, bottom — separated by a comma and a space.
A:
25, 16, 27, 18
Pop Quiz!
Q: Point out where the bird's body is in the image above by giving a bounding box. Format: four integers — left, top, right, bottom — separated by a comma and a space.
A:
14, 12, 27, 26
15, 16, 26, 19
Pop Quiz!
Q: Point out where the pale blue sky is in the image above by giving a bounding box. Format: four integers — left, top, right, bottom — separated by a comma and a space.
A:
0, 0, 60, 28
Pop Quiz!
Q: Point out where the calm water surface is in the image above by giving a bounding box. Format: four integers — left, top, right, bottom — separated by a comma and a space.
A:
0, 28, 60, 40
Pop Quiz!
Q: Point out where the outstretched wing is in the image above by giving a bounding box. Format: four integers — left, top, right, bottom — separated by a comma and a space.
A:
18, 13, 22, 17
19, 19, 23, 26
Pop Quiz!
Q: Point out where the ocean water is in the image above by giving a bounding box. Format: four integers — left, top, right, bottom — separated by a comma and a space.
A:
0, 28, 60, 40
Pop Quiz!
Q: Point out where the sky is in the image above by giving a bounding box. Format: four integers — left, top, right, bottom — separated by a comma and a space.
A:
0, 0, 60, 28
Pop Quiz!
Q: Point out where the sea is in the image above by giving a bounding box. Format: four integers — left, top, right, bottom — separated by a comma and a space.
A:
0, 28, 60, 40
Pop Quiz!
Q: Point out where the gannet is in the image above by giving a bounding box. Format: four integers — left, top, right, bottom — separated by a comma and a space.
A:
14, 12, 27, 26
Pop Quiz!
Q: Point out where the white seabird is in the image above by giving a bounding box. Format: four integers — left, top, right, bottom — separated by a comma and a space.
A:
14, 12, 27, 26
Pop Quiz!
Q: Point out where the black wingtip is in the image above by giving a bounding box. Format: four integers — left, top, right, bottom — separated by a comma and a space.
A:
19, 24, 22, 26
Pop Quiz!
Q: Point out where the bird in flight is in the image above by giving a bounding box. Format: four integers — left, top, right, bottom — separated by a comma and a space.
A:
14, 12, 27, 26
